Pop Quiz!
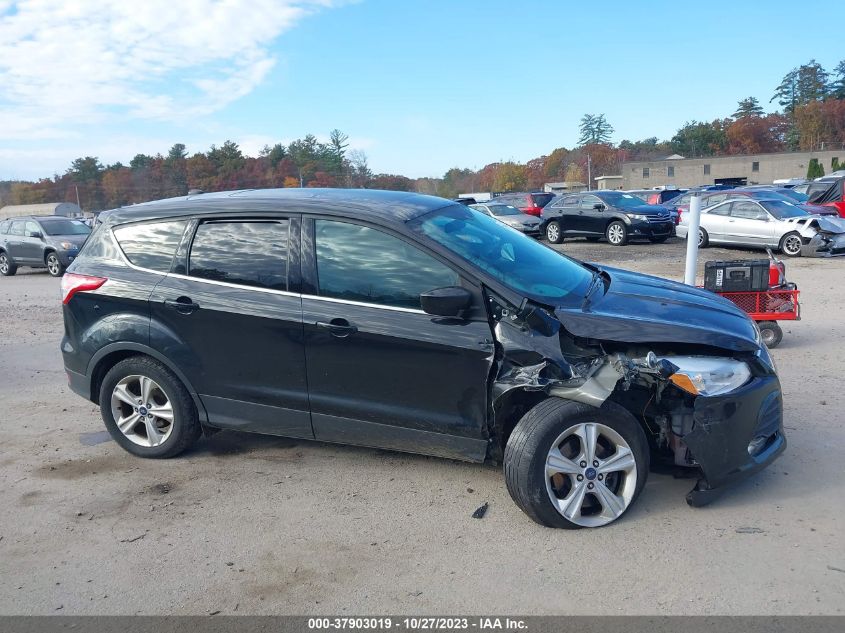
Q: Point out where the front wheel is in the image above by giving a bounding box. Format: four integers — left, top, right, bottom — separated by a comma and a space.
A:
504, 399, 649, 528
45, 252, 65, 277
758, 321, 783, 348
606, 221, 628, 246
0, 252, 17, 276
545, 221, 564, 244
780, 232, 802, 257
99, 356, 201, 458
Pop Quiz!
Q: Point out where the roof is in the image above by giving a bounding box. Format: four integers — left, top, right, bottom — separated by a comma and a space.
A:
106, 188, 453, 225
0, 202, 82, 218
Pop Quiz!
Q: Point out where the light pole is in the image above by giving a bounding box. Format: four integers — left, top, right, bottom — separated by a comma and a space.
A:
586, 154, 592, 191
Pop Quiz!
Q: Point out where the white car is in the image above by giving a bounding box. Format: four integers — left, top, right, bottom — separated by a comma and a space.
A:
676, 198, 845, 257
469, 203, 542, 235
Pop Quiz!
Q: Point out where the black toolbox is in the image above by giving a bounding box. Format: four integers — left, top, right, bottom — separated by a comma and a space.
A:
704, 259, 770, 292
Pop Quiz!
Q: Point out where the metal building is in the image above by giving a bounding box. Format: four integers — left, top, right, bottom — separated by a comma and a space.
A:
0, 202, 83, 219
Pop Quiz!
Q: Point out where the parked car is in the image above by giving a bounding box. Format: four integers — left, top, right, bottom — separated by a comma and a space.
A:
60, 188, 784, 528
0, 215, 91, 277
492, 192, 555, 217
626, 188, 686, 205
805, 176, 845, 218
676, 198, 845, 256
540, 191, 674, 245
469, 203, 541, 235
714, 189, 838, 216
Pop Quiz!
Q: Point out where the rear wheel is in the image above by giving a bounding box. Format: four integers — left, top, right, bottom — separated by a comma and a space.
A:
698, 227, 709, 248
45, 252, 64, 277
0, 252, 16, 276
99, 356, 201, 458
546, 221, 564, 244
758, 321, 783, 348
504, 399, 649, 529
779, 232, 802, 257
606, 221, 628, 246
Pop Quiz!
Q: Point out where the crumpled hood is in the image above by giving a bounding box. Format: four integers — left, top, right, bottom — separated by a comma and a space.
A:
811, 215, 845, 234
553, 265, 760, 352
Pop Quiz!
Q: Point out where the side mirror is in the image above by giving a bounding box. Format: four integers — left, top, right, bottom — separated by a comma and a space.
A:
420, 286, 472, 318
593, 203, 605, 210
28, 231, 43, 239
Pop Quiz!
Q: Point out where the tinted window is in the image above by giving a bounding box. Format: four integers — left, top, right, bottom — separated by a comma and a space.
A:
9, 220, 25, 236
559, 196, 580, 207
416, 206, 593, 306
731, 201, 765, 220
114, 220, 187, 272
705, 193, 728, 207
581, 195, 602, 209
707, 203, 731, 216
530, 193, 554, 208
315, 220, 458, 309
488, 205, 522, 217
40, 219, 90, 235
189, 221, 288, 291
760, 200, 809, 219
0, 220, 8, 234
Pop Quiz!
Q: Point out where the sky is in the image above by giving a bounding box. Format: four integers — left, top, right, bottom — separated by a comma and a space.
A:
0, 0, 842, 181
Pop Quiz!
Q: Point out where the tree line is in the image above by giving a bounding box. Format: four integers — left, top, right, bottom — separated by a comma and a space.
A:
2, 59, 844, 209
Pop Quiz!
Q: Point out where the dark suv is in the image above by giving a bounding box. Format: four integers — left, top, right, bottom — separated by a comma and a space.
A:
0, 215, 91, 277
492, 192, 555, 217
61, 189, 784, 528
540, 191, 674, 245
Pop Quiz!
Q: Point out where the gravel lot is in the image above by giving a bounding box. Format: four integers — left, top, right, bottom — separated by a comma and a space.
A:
1, 237, 844, 615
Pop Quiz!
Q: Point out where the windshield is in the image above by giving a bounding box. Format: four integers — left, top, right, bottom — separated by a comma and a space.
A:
759, 200, 810, 219
414, 206, 593, 305
488, 204, 522, 217
40, 219, 91, 235
778, 189, 809, 202
598, 192, 648, 209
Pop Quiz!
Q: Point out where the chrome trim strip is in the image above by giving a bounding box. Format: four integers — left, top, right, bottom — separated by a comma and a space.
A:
167, 272, 298, 298
303, 294, 425, 314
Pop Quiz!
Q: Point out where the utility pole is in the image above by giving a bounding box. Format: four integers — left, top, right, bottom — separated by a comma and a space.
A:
74, 185, 81, 210
587, 155, 592, 191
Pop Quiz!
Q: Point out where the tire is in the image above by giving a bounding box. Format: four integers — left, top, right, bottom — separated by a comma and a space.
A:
504, 398, 649, 529
0, 251, 17, 276
649, 236, 669, 244
758, 321, 783, 348
698, 227, 709, 248
605, 221, 628, 246
45, 252, 65, 277
99, 356, 201, 458
545, 221, 564, 244
779, 231, 802, 257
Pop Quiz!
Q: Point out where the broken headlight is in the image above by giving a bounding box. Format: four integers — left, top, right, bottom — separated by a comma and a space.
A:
661, 356, 751, 397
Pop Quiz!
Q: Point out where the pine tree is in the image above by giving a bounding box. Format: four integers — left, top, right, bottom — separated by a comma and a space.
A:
733, 97, 764, 119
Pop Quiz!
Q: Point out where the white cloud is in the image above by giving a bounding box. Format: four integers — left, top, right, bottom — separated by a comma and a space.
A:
0, 0, 343, 140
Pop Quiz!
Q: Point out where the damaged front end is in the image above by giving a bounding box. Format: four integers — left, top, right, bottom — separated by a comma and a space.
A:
488, 291, 785, 507
799, 215, 845, 257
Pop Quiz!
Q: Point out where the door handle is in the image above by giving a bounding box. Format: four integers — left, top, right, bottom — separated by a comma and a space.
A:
316, 318, 358, 338
164, 297, 199, 314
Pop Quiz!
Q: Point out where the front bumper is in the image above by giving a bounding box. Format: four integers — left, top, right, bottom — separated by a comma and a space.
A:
57, 249, 79, 266
800, 233, 845, 258
681, 374, 786, 507
629, 219, 674, 238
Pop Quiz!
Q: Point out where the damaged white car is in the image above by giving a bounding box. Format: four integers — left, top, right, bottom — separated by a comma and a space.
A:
676, 198, 845, 257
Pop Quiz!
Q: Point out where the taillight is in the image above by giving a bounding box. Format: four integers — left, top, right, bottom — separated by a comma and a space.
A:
61, 273, 107, 305
524, 206, 542, 216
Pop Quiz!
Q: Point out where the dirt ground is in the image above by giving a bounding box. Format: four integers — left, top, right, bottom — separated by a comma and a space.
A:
1, 237, 844, 615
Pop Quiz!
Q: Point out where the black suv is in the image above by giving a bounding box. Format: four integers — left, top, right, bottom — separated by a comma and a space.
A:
61, 189, 784, 528
540, 191, 674, 245
0, 216, 91, 276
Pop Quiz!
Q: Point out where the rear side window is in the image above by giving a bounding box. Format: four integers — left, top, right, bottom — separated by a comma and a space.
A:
314, 220, 458, 309
0, 220, 9, 234
113, 220, 187, 272
189, 220, 288, 291
531, 193, 554, 207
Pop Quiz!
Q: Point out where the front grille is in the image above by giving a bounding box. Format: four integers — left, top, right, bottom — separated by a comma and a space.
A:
647, 215, 671, 224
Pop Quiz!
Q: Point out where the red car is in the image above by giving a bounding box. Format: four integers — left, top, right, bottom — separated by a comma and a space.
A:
491, 191, 555, 217
808, 177, 845, 218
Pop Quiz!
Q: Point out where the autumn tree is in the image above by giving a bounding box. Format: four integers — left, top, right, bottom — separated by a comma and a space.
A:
733, 97, 764, 119
670, 120, 728, 156
726, 113, 789, 154
493, 162, 527, 192
578, 114, 614, 145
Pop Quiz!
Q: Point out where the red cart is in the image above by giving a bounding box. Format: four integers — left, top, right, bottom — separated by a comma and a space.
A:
704, 250, 800, 348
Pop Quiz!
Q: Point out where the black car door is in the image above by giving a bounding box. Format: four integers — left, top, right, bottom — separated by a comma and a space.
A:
552, 195, 581, 233
300, 217, 494, 462
149, 215, 312, 439
579, 194, 605, 234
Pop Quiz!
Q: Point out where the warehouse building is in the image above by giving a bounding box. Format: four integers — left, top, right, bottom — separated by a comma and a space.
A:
0, 202, 82, 219
622, 149, 844, 189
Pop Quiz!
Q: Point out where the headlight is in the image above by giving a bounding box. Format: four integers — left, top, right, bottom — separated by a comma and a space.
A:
60, 241, 75, 250
626, 213, 648, 221
660, 356, 751, 396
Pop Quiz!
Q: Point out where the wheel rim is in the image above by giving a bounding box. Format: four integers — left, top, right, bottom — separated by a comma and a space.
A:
547, 224, 560, 242
698, 229, 705, 246
0, 254, 7, 274
110, 375, 174, 447
47, 255, 60, 275
783, 235, 801, 255
545, 422, 638, 527
761, 328, 776, 346
608, 224, 624, 244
